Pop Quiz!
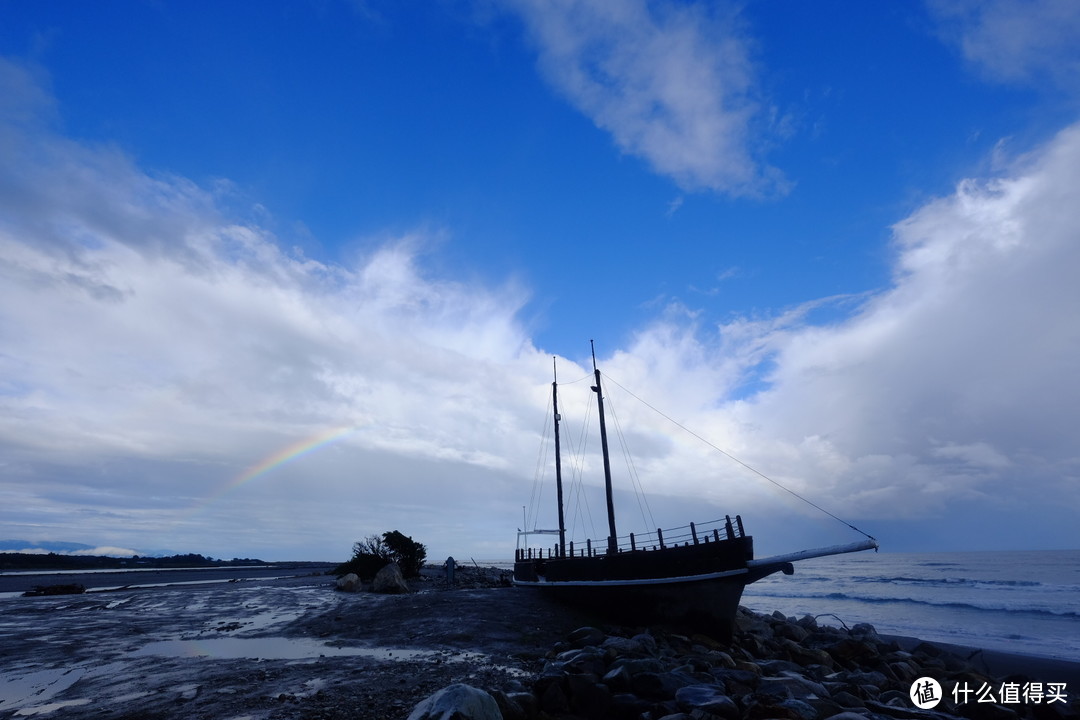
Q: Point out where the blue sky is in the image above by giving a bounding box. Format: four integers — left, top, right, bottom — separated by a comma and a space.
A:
1, 0, 1079, 561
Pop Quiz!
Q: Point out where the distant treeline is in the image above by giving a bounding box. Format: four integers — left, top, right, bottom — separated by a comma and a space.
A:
0, 552, 265, 571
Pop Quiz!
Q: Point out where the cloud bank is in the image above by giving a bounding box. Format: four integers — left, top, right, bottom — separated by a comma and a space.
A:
2, 54, 1078, 559
607, 122, 1080, 545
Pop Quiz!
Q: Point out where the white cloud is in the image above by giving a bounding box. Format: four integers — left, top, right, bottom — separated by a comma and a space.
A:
2, 54, 1077, 560
628, 122, 1080, 529
0, 58, 551, 561
505, 0, 785, 195
927, 0, 1080, 89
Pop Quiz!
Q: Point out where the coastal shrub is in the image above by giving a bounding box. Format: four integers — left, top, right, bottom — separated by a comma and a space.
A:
334, 530, 427, 579
381, 530, 427, 577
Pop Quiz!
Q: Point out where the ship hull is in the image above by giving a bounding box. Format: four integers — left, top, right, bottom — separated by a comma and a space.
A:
513, 535, 793, 639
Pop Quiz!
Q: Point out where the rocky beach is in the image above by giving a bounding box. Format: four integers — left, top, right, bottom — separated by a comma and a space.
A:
1, 565, 1077, 719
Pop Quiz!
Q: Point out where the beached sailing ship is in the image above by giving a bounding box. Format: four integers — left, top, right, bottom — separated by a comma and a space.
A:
513, 344, 878, 637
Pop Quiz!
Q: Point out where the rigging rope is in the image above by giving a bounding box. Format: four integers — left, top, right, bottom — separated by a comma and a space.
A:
561, 387, 598, 543
606, 392, 657, 531
603, 373, 877, 543
526, 390, 553, 532
574, 392, 599, 541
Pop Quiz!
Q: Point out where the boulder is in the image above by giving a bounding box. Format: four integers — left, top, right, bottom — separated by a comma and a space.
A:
407, 683, 502, 720
373, 562, 409, 594
602, 665, 633, 692
757, 672, 830, 701
568, 626, 606, 648
675, 685, 739, 719
335, 573, 361, 592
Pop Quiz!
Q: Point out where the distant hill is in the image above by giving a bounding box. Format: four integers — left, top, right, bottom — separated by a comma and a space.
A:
1, 544, 263, 569
0, 540, 98, 554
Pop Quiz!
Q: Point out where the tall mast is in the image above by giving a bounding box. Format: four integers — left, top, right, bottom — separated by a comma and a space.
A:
591, 340, 618, 554
552, 357, 566, 558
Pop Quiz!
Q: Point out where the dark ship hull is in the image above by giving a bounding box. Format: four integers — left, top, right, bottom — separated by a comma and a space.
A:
515, 531, 783, 637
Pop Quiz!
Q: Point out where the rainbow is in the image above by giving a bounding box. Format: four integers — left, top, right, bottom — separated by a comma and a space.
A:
233, 425, 357, 490
186, 425, 359, 516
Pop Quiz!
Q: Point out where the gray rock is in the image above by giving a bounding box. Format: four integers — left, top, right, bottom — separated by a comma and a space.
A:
335, 573, 361, 592
489, 689, 525, 720
540, 680, 569, 714
631, 632, 659, 655
568, 626, 606, 648
610, 656, 666, 675
759, 658, 807, 676
609, 692, 652, 720
373, 563, 409, 594
554, 647, 606, 675
889, 661, 917, 683
831, 669, 889, 690
831, 690, 865, 708
602, 635, 652, 657
880, 690, 908, 706
775, 622, 810, 642
825, 637, 880, 664
506, 691, 536, 719
777, 698, 820, 720
406, 684, 502, 720
632, 670, 699, 701
711, 667, 759, 695
702, 649, 737, 669
806, 697, 848, 719
568, 677, 611, 718
850, 623, 881, 642
675, 685, 739, 719
864, 698, 957, 720
757, 672, 829, 700
601, 665, 633, 692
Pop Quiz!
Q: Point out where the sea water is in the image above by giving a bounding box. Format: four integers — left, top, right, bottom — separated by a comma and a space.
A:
741, 549, 1080, 662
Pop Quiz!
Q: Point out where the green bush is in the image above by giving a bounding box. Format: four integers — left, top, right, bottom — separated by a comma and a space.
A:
333, 530, 427, 579
381, 530, 427, 577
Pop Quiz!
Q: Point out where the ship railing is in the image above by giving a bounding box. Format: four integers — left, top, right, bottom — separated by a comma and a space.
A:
515, 516, 745, 561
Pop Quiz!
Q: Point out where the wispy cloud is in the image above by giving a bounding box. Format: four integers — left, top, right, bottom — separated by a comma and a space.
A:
927, 0, 1080, 89
665, 195, 684, 217
505, 0, 786, 196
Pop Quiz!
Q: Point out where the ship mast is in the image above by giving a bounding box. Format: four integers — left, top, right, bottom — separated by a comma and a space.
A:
552, 358, 567, 558
591, 341, 619, 554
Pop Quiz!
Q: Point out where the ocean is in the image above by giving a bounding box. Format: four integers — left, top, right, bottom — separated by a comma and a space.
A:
740, 549, 1080, 662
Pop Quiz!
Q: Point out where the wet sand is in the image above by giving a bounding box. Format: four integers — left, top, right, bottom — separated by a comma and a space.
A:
0, 564, 333, 596
0, 568, 595, 719
2, 567, 1077, 718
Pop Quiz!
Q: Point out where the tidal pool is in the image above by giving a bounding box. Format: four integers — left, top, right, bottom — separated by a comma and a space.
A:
130, 637, 462, 662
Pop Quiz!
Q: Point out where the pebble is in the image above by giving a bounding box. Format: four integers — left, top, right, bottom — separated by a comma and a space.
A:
409, 606, 1080, 720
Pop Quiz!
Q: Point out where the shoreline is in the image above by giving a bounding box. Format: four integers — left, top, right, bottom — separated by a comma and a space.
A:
0, 563, 336, 596
6, 563, 1079, 673
884, 634, 1080, 686
2, 567, 1078, 718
